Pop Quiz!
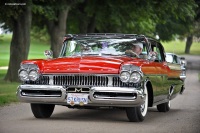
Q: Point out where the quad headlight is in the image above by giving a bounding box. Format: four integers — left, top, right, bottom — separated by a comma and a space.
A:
19, 70, 29, 81
120, 64, 143, 83
120, 71, 142, 83
28, 70, 39, 81
18, 64, 40, 82
120, 71, 130, 82
19, 69, 39, 81
129, 72, 141, 83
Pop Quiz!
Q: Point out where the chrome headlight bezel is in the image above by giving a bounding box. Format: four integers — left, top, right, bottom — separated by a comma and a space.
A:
120, 71, 131, 83
18, 69, 29, 81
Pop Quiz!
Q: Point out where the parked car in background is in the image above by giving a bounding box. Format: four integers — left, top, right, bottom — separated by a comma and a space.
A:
17, 33, 185, 122
165, 53, 186, 94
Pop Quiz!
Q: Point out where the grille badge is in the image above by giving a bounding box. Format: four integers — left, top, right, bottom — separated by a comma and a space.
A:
75, 88, 82, 92
67, 87, 90, 93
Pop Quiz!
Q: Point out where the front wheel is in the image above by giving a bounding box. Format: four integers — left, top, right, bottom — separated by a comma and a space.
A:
126, 87, 148, 122
31, 103, 55, 118
157, 101, 170, 112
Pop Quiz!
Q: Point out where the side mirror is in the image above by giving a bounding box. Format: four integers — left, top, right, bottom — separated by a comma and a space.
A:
44, 50, 53, 59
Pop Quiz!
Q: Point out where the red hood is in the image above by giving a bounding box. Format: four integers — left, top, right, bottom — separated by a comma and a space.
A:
22, 56, 143, 74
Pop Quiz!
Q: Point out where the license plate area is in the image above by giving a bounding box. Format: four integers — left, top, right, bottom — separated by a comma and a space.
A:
67, 93, 88, 106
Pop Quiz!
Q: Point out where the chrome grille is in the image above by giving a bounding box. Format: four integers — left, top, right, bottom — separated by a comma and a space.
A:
25, 74, 139, 87
53, 75, 108, 86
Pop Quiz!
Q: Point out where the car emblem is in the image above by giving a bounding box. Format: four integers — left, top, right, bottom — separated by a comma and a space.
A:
75, 88, 82, 92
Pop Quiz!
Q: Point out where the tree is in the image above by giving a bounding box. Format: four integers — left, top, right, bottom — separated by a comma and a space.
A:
154, 0, 198, 54
0, 0, 32, 82
33, 0, 198, 57
67, 0, 157, 35
67, 0, 198, 41
32, 0, 77, 58
185, 0, 200, 54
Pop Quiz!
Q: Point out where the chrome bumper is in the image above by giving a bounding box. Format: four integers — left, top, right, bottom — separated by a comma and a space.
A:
17, 85, 145, 107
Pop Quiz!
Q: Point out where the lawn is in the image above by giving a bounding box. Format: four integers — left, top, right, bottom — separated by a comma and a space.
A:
0, 34, 50, 67
162, 40, 200, 55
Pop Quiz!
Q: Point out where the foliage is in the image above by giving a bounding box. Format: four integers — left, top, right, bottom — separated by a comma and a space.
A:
0, 0, 32, 31
31, 26, 50, 43
66, 0, 199, 45
156, 0, 198, 41
67, 0, 158, 35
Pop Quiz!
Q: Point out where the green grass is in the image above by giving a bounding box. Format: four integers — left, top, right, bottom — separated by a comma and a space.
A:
0, 70, 20, 106
162, 40, 200, 55
0, 34, 50, 67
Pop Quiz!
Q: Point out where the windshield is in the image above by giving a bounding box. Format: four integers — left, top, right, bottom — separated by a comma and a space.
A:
60, 38, 148, 58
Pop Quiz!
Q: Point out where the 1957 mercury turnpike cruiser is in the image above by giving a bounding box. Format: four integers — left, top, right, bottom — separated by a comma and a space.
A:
17, 33, 186, 122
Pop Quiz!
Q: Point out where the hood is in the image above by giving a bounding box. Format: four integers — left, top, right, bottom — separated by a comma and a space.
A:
22, 56, 144, 74
34, 56, 138, 74
42, 56, 135, 74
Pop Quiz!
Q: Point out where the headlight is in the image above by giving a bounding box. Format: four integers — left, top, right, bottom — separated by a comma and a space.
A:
28, 70, 39, 81
129, 72, 141, 83
120, 71, 130, 82
19, 70, 29, 81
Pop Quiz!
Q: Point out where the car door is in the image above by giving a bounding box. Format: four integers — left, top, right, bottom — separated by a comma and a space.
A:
150, 41, 169, 102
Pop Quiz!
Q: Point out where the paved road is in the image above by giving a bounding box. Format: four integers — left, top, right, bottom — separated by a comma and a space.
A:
0, 69, 200, 133
182, 55, 200, 70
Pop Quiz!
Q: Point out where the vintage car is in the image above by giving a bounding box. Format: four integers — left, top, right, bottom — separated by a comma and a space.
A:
17, 33, 185, 122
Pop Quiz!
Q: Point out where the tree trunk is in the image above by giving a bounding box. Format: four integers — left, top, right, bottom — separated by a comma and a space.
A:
4, 2, 32, 82
185, 35, 193, 54
47, 8, 70, 58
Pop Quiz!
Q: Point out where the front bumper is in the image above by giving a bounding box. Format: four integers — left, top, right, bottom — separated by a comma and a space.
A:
17, 85, 145, 107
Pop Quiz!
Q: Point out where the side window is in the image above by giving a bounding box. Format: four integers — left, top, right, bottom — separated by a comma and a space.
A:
151, 42, 165, 62
140, 43, 148, 59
